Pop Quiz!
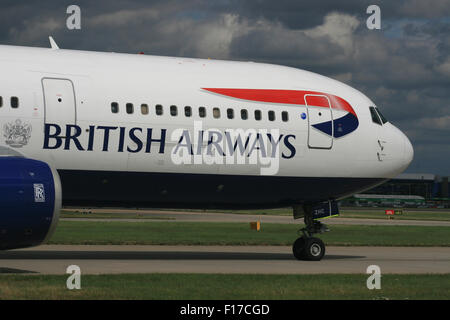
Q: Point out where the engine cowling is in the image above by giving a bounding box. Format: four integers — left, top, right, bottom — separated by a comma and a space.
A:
0, 157, 61, 250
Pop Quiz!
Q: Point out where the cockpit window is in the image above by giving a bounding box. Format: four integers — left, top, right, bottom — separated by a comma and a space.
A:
369, 106, 382, 125
375, 107, 388, 124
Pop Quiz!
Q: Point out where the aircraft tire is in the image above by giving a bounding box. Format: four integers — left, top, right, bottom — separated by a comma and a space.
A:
292, 237, 307, 260
303, 237, 325, 261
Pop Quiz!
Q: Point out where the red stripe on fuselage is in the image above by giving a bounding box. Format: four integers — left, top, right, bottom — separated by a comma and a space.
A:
304, 95, 329, 108
202, 88, 357, 118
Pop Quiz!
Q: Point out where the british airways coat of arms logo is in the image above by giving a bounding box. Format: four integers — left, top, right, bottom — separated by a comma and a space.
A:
3, 119, 32, 148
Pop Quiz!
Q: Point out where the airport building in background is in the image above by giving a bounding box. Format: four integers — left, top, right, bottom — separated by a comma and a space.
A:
342, 173, 450, 208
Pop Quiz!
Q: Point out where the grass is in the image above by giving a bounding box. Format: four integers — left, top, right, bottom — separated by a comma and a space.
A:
0, 274, 448, 300
46, 221, 450, 246
60, 208, 450, 221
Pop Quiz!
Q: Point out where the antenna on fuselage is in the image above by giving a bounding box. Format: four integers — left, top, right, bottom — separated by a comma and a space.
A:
49, 36, 60, 50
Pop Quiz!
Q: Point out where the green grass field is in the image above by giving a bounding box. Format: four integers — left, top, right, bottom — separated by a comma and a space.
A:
0, 274, 448, 300
46, 221, 450, 246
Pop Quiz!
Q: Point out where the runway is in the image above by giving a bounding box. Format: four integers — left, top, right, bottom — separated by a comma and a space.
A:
1, 245, 449, 275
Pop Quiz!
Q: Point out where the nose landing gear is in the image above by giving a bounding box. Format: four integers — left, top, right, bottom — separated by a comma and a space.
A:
292, 202, 336, 261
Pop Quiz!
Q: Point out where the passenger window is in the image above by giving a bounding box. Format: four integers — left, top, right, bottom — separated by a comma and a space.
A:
170, 105, 178, 116
185, 106, 192, 117
268, 110, 275, 121
141, 104, 149, 115
282, 111, 289, 122
255, 110, 261, 121
111, 102, 119, 113
369, 106, 382, 125
126, 103, 134, 114
156, 104, 163, 115
213, 108, 220, 119
241, 109, 248, 120
199, 107, 206, 118
227, 108, 234, 119
11, 97, 19, 109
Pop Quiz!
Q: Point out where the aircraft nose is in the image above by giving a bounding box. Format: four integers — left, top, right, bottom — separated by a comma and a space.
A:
403, 132, 414, 167
385, 124, 414, 176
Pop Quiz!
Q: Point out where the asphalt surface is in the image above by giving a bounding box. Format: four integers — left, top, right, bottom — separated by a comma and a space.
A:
61, 209, 450, 226
1, 245, 449, 275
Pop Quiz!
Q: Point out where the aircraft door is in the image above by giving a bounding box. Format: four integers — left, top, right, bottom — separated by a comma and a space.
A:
305, 94, 333, 149
42, 78, 76, 127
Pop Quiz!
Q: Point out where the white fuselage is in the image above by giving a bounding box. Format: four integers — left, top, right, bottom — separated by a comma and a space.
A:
0, 45, 413, 208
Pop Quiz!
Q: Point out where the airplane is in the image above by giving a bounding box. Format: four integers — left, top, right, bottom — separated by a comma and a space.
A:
0, 39, 413, 261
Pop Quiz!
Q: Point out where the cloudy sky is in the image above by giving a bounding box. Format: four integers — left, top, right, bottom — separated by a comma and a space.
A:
1, 0, 449, 176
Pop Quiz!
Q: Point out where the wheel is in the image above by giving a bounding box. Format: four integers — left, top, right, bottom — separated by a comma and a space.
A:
292, 237, 307, 260
303, 237, 325, 261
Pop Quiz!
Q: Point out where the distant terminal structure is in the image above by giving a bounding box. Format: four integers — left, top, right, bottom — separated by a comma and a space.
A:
343, 194, 426, 208
342, 173, 450, 208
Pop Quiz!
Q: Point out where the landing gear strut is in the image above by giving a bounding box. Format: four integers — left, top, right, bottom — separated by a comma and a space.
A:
292, 204, 331, 261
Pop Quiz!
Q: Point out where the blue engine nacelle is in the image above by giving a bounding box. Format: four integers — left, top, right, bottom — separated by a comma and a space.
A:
0, 157, 61, 250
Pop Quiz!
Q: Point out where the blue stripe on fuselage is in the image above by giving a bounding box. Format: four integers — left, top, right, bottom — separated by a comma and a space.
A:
312, 113, 359, 138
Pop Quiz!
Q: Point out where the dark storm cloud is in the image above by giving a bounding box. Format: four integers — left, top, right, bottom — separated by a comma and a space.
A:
404, 21, 450, 37
0, 0, 448, 175
213, 0, 450, 29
